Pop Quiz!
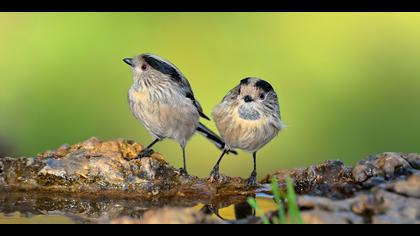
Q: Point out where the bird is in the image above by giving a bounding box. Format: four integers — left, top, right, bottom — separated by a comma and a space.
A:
209, 77, 283, 186
123, 53, 236, 175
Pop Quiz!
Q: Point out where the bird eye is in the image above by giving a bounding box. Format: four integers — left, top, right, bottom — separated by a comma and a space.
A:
141, 64, 147, 70
260, 93, 265, 100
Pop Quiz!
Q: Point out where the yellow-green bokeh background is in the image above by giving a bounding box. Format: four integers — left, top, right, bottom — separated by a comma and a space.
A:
1, 13, 419, 178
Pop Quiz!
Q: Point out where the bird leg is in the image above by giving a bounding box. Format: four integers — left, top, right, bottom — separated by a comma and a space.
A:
137, 139, 160, 158
247, 152, 258, 187
180, 147, 189, 176
209, 150, 227, 182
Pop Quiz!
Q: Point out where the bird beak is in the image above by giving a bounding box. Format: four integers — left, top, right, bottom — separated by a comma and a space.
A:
244, 95, 254, 103
123, 58, 134, 67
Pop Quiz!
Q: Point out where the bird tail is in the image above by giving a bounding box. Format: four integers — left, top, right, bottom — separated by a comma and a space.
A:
196, 122, 237, 155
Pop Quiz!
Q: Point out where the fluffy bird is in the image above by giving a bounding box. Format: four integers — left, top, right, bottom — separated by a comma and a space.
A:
210, 77, 283, 186
123, 53, 236, 175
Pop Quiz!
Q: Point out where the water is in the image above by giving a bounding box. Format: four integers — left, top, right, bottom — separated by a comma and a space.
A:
0, 213, 74, 224
0, 193, 277, 224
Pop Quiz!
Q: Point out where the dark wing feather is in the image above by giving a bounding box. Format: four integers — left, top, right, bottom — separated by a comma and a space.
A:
142, 54, 211, 120
186, 92, 210, 120
196, 123, 237, 155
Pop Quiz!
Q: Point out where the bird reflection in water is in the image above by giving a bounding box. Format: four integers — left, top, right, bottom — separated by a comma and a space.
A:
200, 195, 257, 221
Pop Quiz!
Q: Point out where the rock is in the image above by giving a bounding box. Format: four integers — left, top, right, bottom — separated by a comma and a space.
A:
263, 153, 420, 201
110, 216, 142, 224
350, 189, 389, 216
352, 152, 417, 183
262, 160, 359, 199
386, 174, 420, 198
137, 207, 220, 224
297, 195, 364, 224
294, 186, 420, 224
301, 209, 364, 224
365, 189, 420, 224
261, 152, 420, 224
0, 137, 254, 199
402, 153, 420, 169
111, 207, 221, 224
2, 137, 179, 195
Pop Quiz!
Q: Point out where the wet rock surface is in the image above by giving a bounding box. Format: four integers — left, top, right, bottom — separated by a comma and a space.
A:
0, 137, 254, 199
0, 137, 419, 224
261, 160, 358, 200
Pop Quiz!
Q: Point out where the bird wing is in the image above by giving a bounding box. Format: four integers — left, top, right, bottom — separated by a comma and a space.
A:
185, 91, 211, 120
142, 54, 211, 120
174, 69, 210, 120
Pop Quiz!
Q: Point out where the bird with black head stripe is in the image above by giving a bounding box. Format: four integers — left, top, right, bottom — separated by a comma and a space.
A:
210, 77, 284, 186
123, 53, 236, 175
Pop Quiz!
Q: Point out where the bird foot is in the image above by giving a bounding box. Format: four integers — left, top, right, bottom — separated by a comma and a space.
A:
179, 168, 189, 176
246, 171, 258, 187
137, 148, 154, 158
209, 166, 224, 183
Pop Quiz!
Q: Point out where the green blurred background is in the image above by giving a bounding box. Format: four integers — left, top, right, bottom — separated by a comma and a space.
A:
0, 13, 419, 178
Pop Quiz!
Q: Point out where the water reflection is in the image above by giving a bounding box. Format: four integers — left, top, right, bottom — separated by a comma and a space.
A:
234, 201, 255, 220
0, 192, 276, 224
200, 197, 256, 221
0, 212, 74, 224
198, 194, 279, 223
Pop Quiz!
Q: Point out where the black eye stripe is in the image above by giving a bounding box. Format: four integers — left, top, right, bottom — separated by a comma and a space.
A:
255, 80, 273, 93
240, 78, 251, 85
142, 55, 182, 82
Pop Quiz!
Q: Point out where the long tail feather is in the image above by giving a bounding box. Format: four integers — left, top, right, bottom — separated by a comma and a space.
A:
196, 122, 237, 155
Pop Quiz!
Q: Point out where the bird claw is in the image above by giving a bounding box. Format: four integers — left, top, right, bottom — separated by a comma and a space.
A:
246, 171, 258, 187
209, 166, 223, 183
179, 168, 189, 176
137, 148, 154, 158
